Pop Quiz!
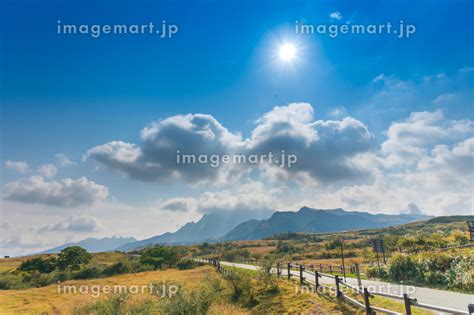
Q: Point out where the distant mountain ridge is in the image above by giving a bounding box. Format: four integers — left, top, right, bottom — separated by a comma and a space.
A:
222, 207, 432, 241
116, 209, 274, 252
37, 236, 137, 254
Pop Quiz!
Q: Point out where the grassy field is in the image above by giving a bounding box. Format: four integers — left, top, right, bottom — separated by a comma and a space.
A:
0, 264, 365, 314
0, 252, 127, 273
0, 266, 214, 314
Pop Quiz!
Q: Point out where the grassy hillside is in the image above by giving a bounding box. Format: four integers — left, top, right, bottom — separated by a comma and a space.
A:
189, 216, 474, 293
0, 252, 126, 273
0, 265, 364, 314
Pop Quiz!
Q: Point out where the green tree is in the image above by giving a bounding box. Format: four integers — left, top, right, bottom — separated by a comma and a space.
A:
18, 257, 57, 273
57, 246, 92, 271
140, 246, 179, 269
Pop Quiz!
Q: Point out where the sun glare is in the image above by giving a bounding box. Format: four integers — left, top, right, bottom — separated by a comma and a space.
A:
279, 43, 297, 62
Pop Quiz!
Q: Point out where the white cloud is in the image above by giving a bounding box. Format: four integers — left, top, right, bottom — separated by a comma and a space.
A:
4, 160, 29, 173
55, 154, 76, 166
4, 176, 108, 207
433, 93, 457, 105
40, 215, 103, 232
37, 163, 57, 178
380, 110, 473, 168
86, 103, 374, 187
328, 106, 348, 118
329, 11, 342, 20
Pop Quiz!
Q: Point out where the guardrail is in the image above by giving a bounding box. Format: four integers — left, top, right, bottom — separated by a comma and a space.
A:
195, 258, 471, 315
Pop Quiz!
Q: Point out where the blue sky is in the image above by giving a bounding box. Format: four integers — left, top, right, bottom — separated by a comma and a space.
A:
1, 0, 473, 255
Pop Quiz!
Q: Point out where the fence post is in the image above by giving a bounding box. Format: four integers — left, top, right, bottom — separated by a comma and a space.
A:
403, 294, 412, 315
363, 288, 372, 315
299, 265, 305, 284
329, 265, 332, 273
355, 263, 362, 289
320, 264, 323, 272
276, 262, 280, 276
335, 275, 341, 298
287, 263, 291, 280
315, 271, 319, 290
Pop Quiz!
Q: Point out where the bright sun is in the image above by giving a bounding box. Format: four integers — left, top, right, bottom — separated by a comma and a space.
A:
279, 43, 297, 62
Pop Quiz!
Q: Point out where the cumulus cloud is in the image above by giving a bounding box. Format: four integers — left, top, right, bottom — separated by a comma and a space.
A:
161, 197, 197, 212
37, 163, 57, 178
198, 190, 277, 214
381, 110, 473, 168
4, 160, 29, 173
40, 216, 103, 232
86, 103, 374, 186
86, 114, 244, 183
4, 176, 108, 207
55, 154, 76, 166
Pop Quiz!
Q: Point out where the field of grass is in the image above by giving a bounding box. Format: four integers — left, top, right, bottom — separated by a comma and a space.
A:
0, 252, 126, 273
0, 264, 366, 314
0, 266, 214, 314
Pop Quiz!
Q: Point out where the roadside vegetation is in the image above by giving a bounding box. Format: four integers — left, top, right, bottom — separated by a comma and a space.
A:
189, 216, 474, 293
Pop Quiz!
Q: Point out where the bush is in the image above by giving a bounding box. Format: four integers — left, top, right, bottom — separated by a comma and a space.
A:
102, 261, 130, 276
140, 246, 179, 270
447, 256, 474, 291
388, 254, 420, 282
72, 266, 101, 280
366, 265, 387, 279
224, 270, 257, 308
18, 257, 57, 273
177, 260, 197, 270
0, 273, 27, 290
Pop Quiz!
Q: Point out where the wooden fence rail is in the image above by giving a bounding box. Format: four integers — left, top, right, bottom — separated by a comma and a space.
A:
194, 258, 471, 315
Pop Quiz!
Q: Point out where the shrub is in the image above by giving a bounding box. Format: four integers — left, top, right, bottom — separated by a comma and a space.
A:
18, 257, 57, 273
388, 254, 420, 282
0, 273, 27, 290
72, 266, 101, 280
224, 270, 257, 308
140, 246, 179, 270
177, 260, 197, 270
102, 261, 130, 276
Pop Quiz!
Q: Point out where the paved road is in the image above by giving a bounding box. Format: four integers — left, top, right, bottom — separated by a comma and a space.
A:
206, 260, 473, 314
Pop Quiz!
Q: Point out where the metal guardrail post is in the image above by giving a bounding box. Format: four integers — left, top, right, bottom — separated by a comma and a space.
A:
287, 262, 291, 280
468, 304, 474, 314
299, 265, 305, 284
335, 275, 341, 298
363, 288, 372, 315
403, 294, 412, 315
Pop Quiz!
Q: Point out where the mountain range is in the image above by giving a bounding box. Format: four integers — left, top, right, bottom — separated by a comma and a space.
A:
222, 207, 431, 241
37, 236, 137, 254
115, 209, 274, 251
36, 207, 431, 254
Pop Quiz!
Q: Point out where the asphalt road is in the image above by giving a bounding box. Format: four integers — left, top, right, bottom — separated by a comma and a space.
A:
211, 260, 474, 315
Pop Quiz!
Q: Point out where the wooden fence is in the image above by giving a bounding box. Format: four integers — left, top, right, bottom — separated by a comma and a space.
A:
196, 258, 472, 315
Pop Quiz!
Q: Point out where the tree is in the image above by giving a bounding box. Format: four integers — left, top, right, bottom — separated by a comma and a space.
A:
140, 246, 179, 269
57, 246, 92, 270
18, 257, 57, 273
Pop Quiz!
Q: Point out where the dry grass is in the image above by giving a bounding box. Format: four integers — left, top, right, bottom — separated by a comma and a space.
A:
0, 266, 215, 315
